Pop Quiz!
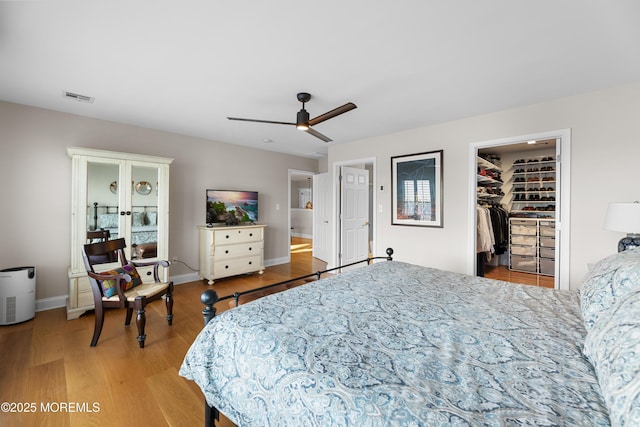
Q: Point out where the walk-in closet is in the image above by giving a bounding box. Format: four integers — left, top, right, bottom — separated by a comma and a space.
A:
476, 139, 558, 288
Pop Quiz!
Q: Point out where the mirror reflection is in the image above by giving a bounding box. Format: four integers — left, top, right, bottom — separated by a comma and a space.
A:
86, 162, 159, 260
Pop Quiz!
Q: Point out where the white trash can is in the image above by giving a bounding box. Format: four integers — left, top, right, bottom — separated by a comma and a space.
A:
0, 266, 36, 325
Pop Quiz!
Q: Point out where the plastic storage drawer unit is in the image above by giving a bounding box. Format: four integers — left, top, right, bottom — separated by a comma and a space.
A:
539, 223, 555, 237
540, 247, 555, 258
539, 237, 555, 247
511, 235, 537, 246
540, 258, 555, 276
511, 245, 537, 256
512, 224, 537, 235
511, 255, 538, 273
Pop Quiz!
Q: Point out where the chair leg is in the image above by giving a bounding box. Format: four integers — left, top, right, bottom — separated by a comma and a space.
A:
134, 297, 146, 348
90, 303, 105, 347
124, 307, 133, 325
165, 284, 174, 326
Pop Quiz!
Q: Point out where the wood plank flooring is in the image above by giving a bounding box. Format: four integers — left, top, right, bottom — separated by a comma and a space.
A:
483, 265, 555, 288
0, 238, 325, 427
0, 239, 551, 427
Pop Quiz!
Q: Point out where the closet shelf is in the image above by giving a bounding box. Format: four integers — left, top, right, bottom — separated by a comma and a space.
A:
477, 175, 503, 185
509, 155, 556, 219
477, 156, 502, 171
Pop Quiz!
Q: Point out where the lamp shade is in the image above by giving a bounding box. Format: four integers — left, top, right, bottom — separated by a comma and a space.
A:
603, 202, 640, 233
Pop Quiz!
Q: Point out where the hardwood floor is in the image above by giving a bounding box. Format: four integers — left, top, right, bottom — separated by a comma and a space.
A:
483, 264, 555, 288
0, 240, 551, 427
0, 238, 325, 427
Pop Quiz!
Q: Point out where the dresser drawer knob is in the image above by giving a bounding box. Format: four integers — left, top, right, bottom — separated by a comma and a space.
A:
248, 247, 252, 251
225, 265, 229, 269
225, 250, 229, 254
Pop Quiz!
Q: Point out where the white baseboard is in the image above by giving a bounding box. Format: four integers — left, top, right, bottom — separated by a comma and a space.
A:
38, 257, 293, 313
36, 295, 68, 312
265, 256, 289, 267
170, 256, 288, 285
291, 233, 312, 239
171, 272, 201, 285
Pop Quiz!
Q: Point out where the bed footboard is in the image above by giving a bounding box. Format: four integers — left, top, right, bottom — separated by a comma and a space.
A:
198, 248, 393, 427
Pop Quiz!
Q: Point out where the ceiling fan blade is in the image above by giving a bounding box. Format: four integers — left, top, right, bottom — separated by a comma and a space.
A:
227, 117, 296, 126
305, 127, 332, 143
308, 102, 357, 126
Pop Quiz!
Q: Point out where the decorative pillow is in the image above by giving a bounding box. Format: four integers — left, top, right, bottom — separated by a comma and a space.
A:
580, 248, 640, 330
583, 289, 640, 426
133, 212, 146, 227
98, 213, 119, 229
99, 264, 143, 298
146, 211, 157, 225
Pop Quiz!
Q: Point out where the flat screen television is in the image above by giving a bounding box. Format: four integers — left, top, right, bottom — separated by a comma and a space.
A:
206, 189, 258, 225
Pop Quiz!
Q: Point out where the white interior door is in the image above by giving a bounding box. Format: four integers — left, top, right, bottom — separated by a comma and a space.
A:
312, 173, 329, 262
340, 166, 369, 267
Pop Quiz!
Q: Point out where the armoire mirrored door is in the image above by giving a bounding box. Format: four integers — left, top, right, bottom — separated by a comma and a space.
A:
67, 147, 172, 320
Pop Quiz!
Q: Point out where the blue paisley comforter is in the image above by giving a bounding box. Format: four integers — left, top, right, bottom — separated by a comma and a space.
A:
180, 261, 609, 426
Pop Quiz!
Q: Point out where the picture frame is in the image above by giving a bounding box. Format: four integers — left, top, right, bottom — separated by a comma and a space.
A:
391, 150, 443, 227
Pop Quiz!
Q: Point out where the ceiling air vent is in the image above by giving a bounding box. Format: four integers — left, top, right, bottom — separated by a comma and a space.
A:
63, 91, 95, 104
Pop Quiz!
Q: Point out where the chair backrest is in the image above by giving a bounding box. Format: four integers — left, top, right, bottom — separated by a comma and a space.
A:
83, 238, 128, 272
87, 229, 111, 243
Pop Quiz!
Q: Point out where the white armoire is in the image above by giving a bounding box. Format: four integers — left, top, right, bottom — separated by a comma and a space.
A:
66, 147, 173, 320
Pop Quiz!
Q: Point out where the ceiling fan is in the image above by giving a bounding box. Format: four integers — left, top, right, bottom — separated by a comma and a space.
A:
227, 92, 357, 142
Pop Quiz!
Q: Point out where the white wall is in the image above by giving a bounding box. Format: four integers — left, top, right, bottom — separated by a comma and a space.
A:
291, 209, 313, 238
0, 101, 318, 303
328, 82, 640, 290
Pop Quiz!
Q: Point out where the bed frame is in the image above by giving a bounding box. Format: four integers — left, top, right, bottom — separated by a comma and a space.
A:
89, 202, 158, 231
198, 248, 394, 427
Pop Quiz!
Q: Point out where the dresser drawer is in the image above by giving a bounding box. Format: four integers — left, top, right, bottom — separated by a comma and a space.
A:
135, 265, 158, 284
213, 242, 263, 259
213, 255, 262, 278
213, 227, 263, 245
76, 275, 94, 308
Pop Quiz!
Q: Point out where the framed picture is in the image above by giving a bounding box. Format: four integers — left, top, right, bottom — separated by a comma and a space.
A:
391, 150, 443, 227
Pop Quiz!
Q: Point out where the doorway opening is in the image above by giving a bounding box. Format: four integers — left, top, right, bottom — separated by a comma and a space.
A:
469, 129, 571, 290
332, 158, 376, 270
288, 170, 315, 263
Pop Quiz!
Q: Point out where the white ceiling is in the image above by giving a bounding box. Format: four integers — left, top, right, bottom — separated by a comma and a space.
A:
2, 1, 639, 158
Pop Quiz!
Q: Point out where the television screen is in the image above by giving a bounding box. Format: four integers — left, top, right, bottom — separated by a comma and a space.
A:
206, 189, 258, 224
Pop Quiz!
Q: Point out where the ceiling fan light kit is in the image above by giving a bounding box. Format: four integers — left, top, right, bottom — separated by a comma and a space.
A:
296, 108, 310, 130
228, 92, 357, 143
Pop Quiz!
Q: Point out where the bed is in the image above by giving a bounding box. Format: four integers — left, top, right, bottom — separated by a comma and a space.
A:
88, 203, 158, 257
180, 248, 640, 426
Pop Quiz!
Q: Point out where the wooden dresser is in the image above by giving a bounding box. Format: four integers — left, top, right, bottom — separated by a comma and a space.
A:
198, 224, 266, 284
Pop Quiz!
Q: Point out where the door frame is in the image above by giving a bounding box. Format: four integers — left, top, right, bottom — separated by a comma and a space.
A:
312, 172, 330, 263
467, 129, 571, 290
332, 157, 376, 270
